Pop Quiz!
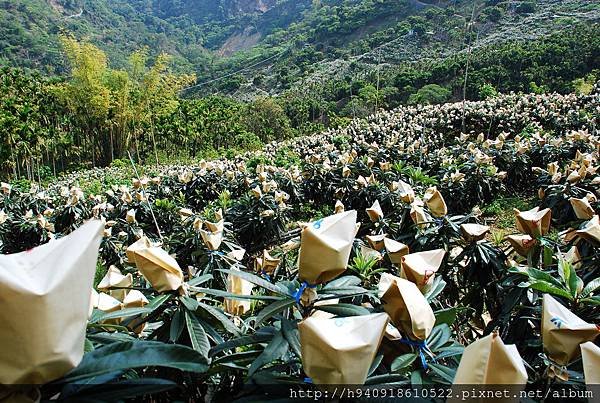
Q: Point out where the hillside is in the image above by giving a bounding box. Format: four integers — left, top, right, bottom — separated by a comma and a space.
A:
2, 0, 598, 88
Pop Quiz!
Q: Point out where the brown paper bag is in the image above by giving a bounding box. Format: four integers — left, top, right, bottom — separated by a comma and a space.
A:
576, 215, 600, 244
366, 234, 386, 251
514, 207, 551, 237
126, 237, 184, 293
204, 219, 224, 233
383, 238, 410, 265
200, 229, 223, 250
255, 249, 280, 275
460, 223, 490, 242
423, 187, 447, 217
298, 210, 357, 284
542, 294, 600, 365
570, 197, 595, 220
0, 220, 104, 384
366, 200, 384, 222
400, 249, 445, 289
397, 180, 415, 203
224, 267, 255, 316
580, 341, 600, 385
564, 246, 582, 269
97, 265, 133, 301
506, 234, 537, 257
410, 203, 431, 227
298, 312, 388, 385
453, 332, 527, 384
378, 273, 435, 340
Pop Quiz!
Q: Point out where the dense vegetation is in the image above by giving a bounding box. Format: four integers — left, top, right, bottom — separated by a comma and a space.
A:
1, 88, 598, 400
2, 23, 599, 180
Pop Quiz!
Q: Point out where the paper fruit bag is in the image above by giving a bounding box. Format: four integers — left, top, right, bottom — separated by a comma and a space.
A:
97, 265, 132, 301
506, 234, 537, 257
299, 312, 388, 384
298, 210, 357, 284
423, 186, 447, 217
366, 234, 386, 251
460, 223, 490, 242
0, 220, 104, 384
580, 341, 600, 385
126, 237, 184, 292
576, 215, 600, 244
542, 294, 600, 365
570, 197, 595, 220
454, 332, 528, 384
200, 229, 223, 251
400, 249, 445, 289
378, 273, 435, 340
224, 267, 255, 316
123, 290, 149, 334
383, 237, 409, 265
514, 207, 551, 237
366, 200, 384, 222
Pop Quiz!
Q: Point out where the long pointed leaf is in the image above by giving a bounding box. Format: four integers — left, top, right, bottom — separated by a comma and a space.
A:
185, 311, 210, 360
59, 341, 209, 383
255, 298, 296, 327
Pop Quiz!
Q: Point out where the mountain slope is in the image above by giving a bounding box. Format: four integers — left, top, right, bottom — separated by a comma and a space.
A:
1, 0, 598, 95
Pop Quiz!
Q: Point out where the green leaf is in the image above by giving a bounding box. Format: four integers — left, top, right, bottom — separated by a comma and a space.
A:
514, 267, 564, 288
424, 277, 446, 302
217, 269, 288, 296
146, 294, 171, 309
84, 338, 95, 353
435, 345, 464, 359
247, 332, 289, 376
209, 332, 275, 357
391, 354, 417, 372
192, 287, 280, 301
255, 298, 296, 327
527, 281, 573, 300
543, 246, 553, 267
322, 276, 362, 289
185, 311, 210, 360
427, 324, 451, 350
428, 363, 455, 383
61, 341, 209, 383
410, 369, 422, 385
180, 295, 199, 311
581, 278, 600, 298
170, 309, 185, 342
558, 258, 572, 286
90, 306, 152, 323
281, 319, 301, 359
318, 286, 370, 298
196, 301, 242, 337
434, 307, 459, 326
63, 379, 177, 401
314, 303, 370, 317
188, 274, 213, 286
368, 354, 384, 376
